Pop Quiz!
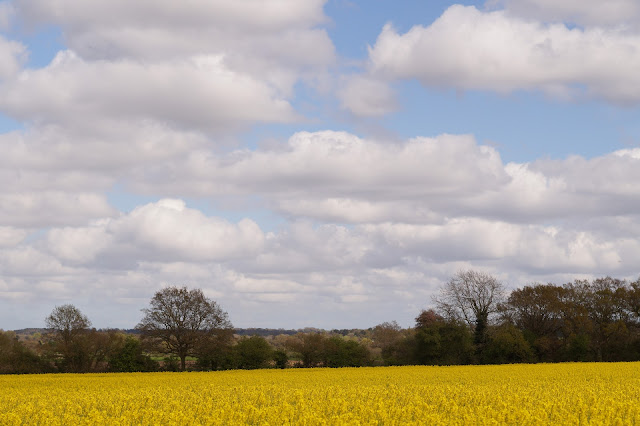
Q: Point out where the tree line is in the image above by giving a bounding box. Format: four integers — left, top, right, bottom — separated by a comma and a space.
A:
2, 271, 640, 374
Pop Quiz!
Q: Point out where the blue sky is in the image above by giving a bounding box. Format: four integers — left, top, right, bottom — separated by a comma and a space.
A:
1, 0, 640, 330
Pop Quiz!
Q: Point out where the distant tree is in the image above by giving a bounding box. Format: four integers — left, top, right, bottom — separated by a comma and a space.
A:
502, 283, 566, 362
45, 304, 91, 349
137, 286, 233, 371
628, 278, 640, 319
273, 350, 288, 369
372, 321, 406, 366
195, 327, 235, 371
0, 330, 50, 374
434, 270, 506, 347
44, 304, 92, 372
286, 333, 326, 368
483, 323, 534, 364
414, 309, 473, 365
108, 335, 159, 372
322, 336, 372, 368
235, 336, 274, 369
372, 321, 403, 350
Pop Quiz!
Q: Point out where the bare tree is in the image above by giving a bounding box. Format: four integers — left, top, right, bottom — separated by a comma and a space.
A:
45, 304, 92, 347
137, 286, 232, 371
433, 270, 505, 345
45, 304, 92, 371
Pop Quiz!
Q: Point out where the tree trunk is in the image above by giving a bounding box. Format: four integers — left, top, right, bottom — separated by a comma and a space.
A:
180, 355, 186, 371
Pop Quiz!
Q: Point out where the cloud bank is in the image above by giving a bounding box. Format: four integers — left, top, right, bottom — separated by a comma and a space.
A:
1, 1, 638, 329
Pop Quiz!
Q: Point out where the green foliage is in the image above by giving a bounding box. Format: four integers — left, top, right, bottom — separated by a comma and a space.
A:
273, 350, 288, 369
483, 324, 534, 364
323, 336, 372, 368
234, 336, 274, 370
414, 313, 474, 366
380, 336, 416, 366
286, 333, 326, 368
108, 335, 159, 372
285, 333, 372, 368
0, 331, 52, 374
162, 356, 181, 372
195, 328, 235, 371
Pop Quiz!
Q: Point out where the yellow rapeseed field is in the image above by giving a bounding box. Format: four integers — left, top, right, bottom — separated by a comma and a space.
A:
2, 363, 640, 425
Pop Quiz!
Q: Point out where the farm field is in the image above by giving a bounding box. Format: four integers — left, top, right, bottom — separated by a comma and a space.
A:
2, 363, 640, 425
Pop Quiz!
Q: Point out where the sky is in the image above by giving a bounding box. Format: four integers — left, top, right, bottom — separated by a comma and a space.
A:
1, 0, 640, 330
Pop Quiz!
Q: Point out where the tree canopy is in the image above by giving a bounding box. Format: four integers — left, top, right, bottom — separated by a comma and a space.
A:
136, 286, 233, 370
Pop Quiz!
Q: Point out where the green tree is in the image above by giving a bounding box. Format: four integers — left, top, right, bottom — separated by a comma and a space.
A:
195, 327, 235, 371
323, 336, 372, 367
108, 335, 159, 372
371, 321, 405, 365
0, 330, 50, 374
286, 333, 326, 368
273, 350, 288, 369
502, 283, 566, 362
414, 309, 473, 365
235, 336, 274, 369
483, 323, 534, 364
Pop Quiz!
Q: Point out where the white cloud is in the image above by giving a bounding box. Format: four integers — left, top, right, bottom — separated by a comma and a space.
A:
363, 219, 639, 274
367, 5, 640, 104
489, 0, 640, 27
0, 246, 72, 276
339, 76, 397, 117
15, 0, 327, 43
0, 123, 209, 173
130, 131, 508, 203
0, 191, 114, 227
2, 190, 640, 328
124, 130, 640, 225
0, 2, 15, 31
0, 227, 27, 247
13, 0, 334, 96
0, 52, 297, 132
2, 0, 640, 330
45, 222, 113, 264
44, 199, 266, 265
0, 35, 26, 80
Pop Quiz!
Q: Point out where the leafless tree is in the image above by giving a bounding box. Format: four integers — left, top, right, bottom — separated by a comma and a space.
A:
45, 304, 92, 371
45, 304, 91, 349
433, 270, 505, 344
136, 286, 232, 371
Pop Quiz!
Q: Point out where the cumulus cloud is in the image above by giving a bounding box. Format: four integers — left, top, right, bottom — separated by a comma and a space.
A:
0, 122, 209, 173
0, 123, 213, 228
0, 51, 297, 132
488, 0, 640, 27
0, 2, 15, 31
130, 131, 508, 202
0, 0, 335, 149
3, 193, 640, 328
367, 5, 640, 104
0, 191, 114, 227
125, 130, 640, 225
44, 199, 265, 265
0, 227, 27, 247
12, 0, 334, 95
2, 0, 640, 329
339, 76, 397, 117
363, 219, 638, 274
0, 35, 26, 80
16, 0, 325, 30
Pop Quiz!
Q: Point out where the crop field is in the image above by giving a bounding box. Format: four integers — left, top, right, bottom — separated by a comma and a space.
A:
2, 363, 640, 425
